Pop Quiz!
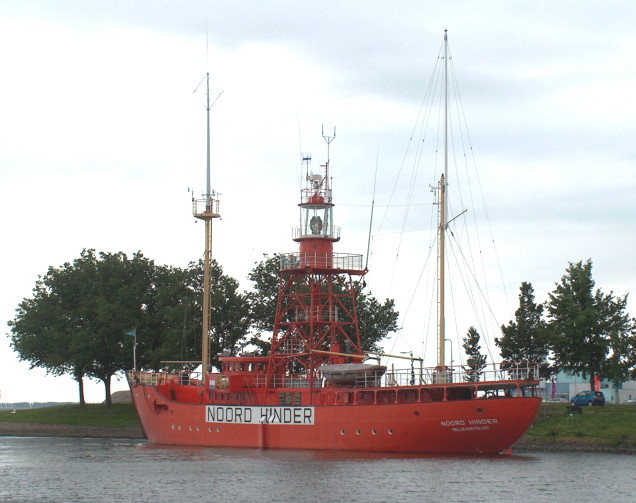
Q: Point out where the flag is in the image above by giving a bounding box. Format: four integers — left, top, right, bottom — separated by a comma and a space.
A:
594, 374, 600, 392
126, 329, 136, 337
551, 379, 556, 400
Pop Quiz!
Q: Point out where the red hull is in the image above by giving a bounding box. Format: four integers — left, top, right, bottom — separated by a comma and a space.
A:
129, 379, 540, 455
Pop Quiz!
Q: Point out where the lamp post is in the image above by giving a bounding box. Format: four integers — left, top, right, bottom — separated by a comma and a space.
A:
126, 329, 137, 372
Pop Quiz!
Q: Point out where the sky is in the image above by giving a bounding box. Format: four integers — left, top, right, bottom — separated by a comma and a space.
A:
1, 1, 635, 404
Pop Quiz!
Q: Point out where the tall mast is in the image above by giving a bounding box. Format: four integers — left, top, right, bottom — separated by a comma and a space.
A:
193, 72, 221, 377
438, 30, 448, 370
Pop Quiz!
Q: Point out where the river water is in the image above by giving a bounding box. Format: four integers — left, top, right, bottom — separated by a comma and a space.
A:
1, 437, 635, 502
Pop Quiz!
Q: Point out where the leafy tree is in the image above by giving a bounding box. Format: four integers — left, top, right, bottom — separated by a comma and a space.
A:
187, 259, 253, 370
356, 287, 399, 353
246, 254, 398, 354
9, 258, 91, 405
603, 318, 636, 402
84, 250, 156, 406
496, 282, 550, 378
462, 326, 487, 382
246, 254, 282, 336
546, 260, 632, 390
139, 263, 200, 371
10, 249, 160, 406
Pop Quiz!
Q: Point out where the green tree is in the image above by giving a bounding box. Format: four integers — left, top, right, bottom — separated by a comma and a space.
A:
84, 250, 155, 406
546, 260, 632, 390
463, 326, 487, 382
10, 249, 158, 406
496, 282, 550, 378
9, 258, 92, 405
189, 259, 253, 370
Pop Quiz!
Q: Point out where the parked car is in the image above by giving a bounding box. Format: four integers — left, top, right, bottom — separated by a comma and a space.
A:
570, 390, 605, 406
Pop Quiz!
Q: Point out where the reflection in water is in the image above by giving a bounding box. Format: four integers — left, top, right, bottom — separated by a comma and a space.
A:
1, 437, 634, 502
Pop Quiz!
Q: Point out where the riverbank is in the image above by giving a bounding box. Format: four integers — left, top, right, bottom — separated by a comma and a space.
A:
0, 421, 144, 439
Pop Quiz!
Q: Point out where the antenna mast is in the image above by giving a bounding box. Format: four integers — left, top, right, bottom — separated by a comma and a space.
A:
438, 30, 449, 372
193, 72, 221, 377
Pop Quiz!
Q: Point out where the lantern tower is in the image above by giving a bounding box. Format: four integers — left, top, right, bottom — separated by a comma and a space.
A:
267, 130, 367, 392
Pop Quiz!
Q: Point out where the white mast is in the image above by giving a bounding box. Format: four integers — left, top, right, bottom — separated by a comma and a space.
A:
437, 30, 449, 371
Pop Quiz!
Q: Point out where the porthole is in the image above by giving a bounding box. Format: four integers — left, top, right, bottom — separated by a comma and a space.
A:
388, 429, 393, 435
171, 424, 175, 430
196, 426, 200, 432
372, 429, 377, 435
340, 429, 345, 435
414, 411, 420, 417
178, 425, 182, 431
208, 427, 212, 433
216, 427, 221, 433
189, 426, 193, 431
356, 429, 361, 435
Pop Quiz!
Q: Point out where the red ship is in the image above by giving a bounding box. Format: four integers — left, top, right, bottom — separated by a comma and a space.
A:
128, 34, 541, 454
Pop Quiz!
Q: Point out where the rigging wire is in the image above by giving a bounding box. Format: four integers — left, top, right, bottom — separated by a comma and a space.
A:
380, 33, 512, 369
365, 148, 379, 270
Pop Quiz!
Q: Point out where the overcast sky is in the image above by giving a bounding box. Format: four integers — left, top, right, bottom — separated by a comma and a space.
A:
1, 1, 635, 404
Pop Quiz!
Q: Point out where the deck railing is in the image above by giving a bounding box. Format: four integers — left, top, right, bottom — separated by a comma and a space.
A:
129, 362, 539, 390
279, 252, 364, 271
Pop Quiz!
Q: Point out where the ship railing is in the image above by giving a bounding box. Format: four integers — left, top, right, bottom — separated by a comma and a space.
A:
192, 197, 220, 219
127, 370, 204, 386
293, 225, 341, 241
291, 307, 356, 323
250, 376, 322, 389
279, 252, 364, 271
383, 362, 539, 387
128, 370, 168, 386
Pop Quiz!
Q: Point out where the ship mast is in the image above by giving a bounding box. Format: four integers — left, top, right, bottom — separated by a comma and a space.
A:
193, 72, 221, 376
438, 30, 449, 371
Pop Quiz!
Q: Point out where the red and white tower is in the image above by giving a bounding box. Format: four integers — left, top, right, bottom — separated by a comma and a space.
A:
268, 129, 367, 390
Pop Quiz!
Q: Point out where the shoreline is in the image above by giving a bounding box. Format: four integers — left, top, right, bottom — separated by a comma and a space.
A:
0, 422, 145, 439
2, 422, 634, 454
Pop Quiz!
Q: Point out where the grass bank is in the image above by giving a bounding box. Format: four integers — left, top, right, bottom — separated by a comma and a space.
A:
0, 403, 140, 429
519, 403, 636, 450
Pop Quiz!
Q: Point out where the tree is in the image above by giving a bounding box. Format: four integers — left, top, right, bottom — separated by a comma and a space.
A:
84, 250, 156, 406
462, 326, 487, 382
9, 250, 251, 404
546, 260, 633, 390
603, 318, 636, 402
9, 258, 92, 405
496, 282, 550, 378
188, 259, 253, 370
246, 254, 399, 354
11, 249, 159, 406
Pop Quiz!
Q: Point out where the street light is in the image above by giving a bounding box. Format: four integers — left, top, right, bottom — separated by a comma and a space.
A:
126, 329, 137, 371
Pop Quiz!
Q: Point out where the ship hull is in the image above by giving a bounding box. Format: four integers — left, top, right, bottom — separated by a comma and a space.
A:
129, 380, 540, 455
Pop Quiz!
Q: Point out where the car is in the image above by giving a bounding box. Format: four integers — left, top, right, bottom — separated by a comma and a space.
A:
570, 390, 605, 406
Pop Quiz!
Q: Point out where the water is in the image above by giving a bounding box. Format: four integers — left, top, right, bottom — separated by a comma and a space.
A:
1, 437, 635, 503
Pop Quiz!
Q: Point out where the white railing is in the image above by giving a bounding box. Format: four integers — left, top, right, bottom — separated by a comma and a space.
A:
383, 362, 540, 387
293, 225, 341, 241
279, 252, 364, 271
